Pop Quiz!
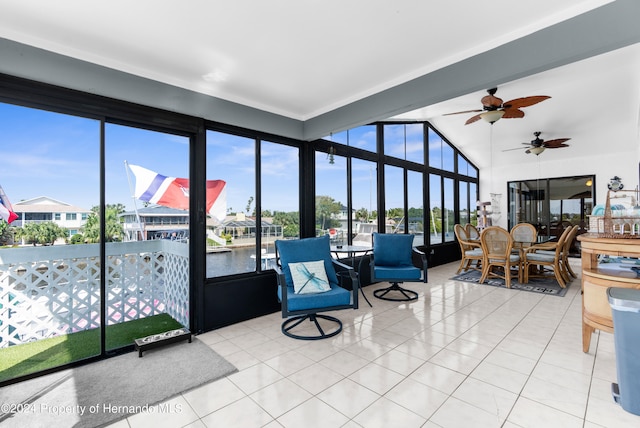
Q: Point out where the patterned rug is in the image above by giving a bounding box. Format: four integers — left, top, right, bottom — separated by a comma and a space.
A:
451, 269, 569, 297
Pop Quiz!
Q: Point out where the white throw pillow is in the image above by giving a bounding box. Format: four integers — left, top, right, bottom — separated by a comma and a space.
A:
289, 260, 331, 294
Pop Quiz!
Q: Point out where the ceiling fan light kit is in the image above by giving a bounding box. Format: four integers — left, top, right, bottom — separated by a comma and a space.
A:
528, 146, 546, 156
480, 110, 505, 124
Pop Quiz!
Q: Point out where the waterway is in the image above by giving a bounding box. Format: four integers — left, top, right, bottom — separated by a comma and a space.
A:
206, 246, 270, 277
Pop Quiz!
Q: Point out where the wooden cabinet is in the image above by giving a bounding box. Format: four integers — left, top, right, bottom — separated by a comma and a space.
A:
578, 234, 640, 352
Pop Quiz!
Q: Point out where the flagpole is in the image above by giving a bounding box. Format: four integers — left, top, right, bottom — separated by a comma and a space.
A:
124, 160, 146, 241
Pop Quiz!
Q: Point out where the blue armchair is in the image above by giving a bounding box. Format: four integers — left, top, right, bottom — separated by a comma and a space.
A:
274, 235, 359, 340
370, 233, 428, 301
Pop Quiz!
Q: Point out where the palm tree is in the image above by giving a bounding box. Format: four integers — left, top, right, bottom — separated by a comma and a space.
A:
81, 204, 125, 243
16, 222, 68, 245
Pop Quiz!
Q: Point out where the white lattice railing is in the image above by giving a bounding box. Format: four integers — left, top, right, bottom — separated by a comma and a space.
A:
0, 240, 189, 347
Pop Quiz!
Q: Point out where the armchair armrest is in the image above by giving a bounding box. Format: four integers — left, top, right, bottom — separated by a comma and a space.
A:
273, 263, 290, 315
332, 259, 359, 308
412, 247, 428, 282
524, 241, 559, 254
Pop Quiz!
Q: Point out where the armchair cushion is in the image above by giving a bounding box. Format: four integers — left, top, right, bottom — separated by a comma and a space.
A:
285, 286, 351, 312
373, 233, 415, 266
373, 265, 421, 281
290, 260, 331, 294
276, 235, 338, 290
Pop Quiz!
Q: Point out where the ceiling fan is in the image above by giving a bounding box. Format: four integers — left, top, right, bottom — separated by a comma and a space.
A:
503, 131, 571, 155
444, 87, 550, 125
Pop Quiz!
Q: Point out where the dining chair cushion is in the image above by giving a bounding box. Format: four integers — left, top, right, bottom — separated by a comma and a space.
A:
465, 249, 484, 256
525, 253, 555, 263
535, 250, 556, 256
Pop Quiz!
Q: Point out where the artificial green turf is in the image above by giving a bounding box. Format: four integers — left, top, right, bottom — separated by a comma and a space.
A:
0, 313, 184, 383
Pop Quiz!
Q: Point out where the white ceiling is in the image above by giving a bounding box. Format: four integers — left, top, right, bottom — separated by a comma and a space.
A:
395, 42, 640, 170
0, 0, 614, 119
0, 0, 638, 172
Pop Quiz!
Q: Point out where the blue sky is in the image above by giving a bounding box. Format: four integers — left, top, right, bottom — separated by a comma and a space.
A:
0, 102, 303, 214
1, 102, 475, 217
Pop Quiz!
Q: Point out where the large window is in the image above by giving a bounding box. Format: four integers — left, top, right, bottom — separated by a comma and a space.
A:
316, 151, 347, 242
408, 171, 424, 246
261, 141, 299, 244
429, 174, 443, 244
206, 131, 256, 276
443, 177, 455, 242
383, 124, 424, 163
385, 165, 404, 233
428, 128, 455, 172
459, 181, 470, 226
317, 123, 475, 250
206, 132, 300, 277
458, 153, 478, 178
351, 158, 377, 239
325, 125, 377, 153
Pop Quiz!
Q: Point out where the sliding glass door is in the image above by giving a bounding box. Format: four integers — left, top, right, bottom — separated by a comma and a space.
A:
105, 124, 190, 352
0, 101, 194, 384
508, 175, 594, 240
0, 103, 101, 382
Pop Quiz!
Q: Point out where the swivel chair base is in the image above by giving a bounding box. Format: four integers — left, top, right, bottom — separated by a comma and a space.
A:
282, 313, 343, 340
373, 282, 418, 302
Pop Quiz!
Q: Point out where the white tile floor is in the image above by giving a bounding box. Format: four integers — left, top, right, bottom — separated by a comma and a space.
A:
109, 261, 640, 428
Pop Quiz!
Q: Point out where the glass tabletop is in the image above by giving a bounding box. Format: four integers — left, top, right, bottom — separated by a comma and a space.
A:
330, 245, 372, 253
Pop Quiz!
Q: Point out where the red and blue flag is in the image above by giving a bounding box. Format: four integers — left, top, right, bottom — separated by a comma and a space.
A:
128, 164, 226, 221
0, 185, 17, 224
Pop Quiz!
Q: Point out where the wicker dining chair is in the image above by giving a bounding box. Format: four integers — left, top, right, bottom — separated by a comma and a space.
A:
531, 224, 579, 283
454, 224, 483, 274
522, 226, 572, 288
465, 223, 480, 241
510, 223, 538, 251
479, 226, 522, 288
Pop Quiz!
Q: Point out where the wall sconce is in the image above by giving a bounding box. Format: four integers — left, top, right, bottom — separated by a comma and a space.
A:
586, 179, 593, 187
327, 146, 335, 164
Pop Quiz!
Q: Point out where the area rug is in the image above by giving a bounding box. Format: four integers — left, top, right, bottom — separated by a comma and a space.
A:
451, 269, 569, 297
0, 337, 237, 428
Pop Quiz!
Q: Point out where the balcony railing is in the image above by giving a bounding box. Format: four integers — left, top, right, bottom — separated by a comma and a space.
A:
0, 240, 189, 347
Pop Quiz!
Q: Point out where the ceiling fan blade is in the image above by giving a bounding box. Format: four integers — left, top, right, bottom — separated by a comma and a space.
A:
543, 138, 571, 148
480, 94, 503, 108
443, 109, 483, 116
502, 146, 530, 152
465, 114, 482, 125
501, 108, 525, 119
502, 95, 551, 109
